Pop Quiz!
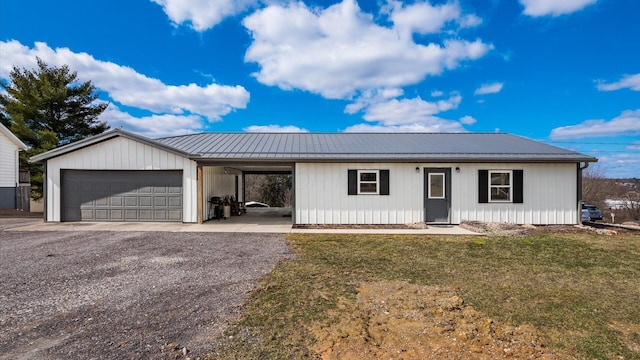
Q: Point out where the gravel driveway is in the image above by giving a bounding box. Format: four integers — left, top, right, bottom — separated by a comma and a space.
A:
0, 219, 290, 359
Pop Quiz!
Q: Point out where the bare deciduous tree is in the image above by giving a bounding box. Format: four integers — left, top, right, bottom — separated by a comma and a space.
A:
582, 164, 625, 209
244, 174, 293, 207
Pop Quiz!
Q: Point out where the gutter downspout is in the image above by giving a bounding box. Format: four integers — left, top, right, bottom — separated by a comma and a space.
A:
577, 162, 590, 224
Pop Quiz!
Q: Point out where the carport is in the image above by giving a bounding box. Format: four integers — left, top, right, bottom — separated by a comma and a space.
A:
195, 162, 294, 225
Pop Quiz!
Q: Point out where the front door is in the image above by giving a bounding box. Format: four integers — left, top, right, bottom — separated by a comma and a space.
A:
424, 168, 451, 223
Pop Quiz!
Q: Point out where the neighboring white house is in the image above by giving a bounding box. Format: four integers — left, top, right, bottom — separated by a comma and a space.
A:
0, 123, 28, 209
31, 129, 597, 225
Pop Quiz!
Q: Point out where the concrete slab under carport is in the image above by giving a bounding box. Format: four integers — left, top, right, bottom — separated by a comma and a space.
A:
199, 207, 293, 232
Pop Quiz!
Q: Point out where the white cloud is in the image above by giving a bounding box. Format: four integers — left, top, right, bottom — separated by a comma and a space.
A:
362, 95, 462, 125
459, 14, 483, 28
595, 153, 640, 179
243, 0, 492, 100
597, 73, 640, 92
474, 82, 503, 95
549, 109, 640, 140
386, 0, 459, 35
345, 94, 468, 133
0, 40, 250, 133
520, 0, 598, 17
431, 90, 444, 97
102, 105, 203, 138
460, 115, 477, 125
344, 121, 465, 133
344, 88, 405, 115
385, 0, 483, 35
243, 124, 309, 133
151, 0, 257, 31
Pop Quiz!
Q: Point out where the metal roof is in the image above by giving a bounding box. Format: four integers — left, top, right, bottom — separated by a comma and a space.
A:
31, 130, 596, 163
30, 128, 192, 162
155, 132, 596, 162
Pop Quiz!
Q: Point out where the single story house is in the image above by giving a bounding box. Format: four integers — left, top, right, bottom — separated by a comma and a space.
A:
31, 129, 596, 225
0, 123, 28, 209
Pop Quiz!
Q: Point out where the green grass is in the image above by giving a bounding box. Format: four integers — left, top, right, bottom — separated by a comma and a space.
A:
212, 233, 640, 359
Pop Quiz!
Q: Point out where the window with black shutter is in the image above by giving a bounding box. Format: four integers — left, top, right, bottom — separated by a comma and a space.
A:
479, 169, 523, 203
348, 169, 389, 195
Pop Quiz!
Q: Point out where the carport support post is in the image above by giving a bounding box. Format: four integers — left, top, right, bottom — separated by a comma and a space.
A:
197, 165, 203, 224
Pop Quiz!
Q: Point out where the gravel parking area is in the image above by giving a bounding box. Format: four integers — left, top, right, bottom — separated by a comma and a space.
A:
0, 219, 290, 359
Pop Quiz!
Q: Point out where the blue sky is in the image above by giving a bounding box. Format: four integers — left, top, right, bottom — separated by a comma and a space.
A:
1, 0, 638, 178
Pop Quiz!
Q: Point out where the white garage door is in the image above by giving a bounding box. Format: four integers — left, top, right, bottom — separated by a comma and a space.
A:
61, 170, 183, 222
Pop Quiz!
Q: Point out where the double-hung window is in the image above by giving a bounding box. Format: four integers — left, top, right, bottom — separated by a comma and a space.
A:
489, 170, 511, 202
478, 169, 523, 204
358, 170, 379, 194
348, 169, 390, 195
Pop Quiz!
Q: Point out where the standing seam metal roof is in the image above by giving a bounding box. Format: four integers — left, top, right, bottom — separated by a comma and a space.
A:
154, 132, 596, 162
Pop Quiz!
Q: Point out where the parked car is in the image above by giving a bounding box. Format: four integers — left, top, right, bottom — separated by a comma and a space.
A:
581, 209, 591, 222
582, 204, 603, 221
245, 201, 270, 208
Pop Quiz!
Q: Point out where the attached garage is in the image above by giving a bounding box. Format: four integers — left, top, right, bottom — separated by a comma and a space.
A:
32, 130, 198, 223
61, 170, 183, 222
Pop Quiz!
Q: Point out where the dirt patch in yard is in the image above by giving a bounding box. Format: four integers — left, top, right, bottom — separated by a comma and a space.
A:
460, 221, 637, 236
310, 281, 557, 359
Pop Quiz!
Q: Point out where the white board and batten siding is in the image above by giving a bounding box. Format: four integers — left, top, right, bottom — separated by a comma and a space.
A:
295, 162, 579, 225
45, 136, 198, 222
0, 130, 20, 187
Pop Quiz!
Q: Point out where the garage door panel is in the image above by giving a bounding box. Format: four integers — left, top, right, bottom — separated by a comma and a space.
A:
79, 182, 93, 192
62, 170, 182, 222
96, 182, 109, 192
139, 197, 152, 206
64, 208, 81, 221
95, 198, 108, 206
154, 210, 168, 221
168, 210, 182, 221
139, 210, 153, 220
109, 182, 122, 193
168, 196, 181, 207
94, 210, 108, 220
125, 209, 138, 220
110, 197, 124, 206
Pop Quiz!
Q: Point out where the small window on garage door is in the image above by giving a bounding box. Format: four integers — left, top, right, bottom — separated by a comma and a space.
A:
61, 170, 183, 222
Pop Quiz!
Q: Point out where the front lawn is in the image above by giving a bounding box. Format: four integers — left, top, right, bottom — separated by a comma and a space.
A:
213, 233, 640, 359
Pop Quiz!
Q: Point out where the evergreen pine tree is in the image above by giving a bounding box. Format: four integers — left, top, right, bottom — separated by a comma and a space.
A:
0, 58, 109, 199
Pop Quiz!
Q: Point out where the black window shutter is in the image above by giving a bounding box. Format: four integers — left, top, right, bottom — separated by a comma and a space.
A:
348, 170, 357, 195
380, 170, 390, 195
513, 170, 524, 203
478, 170, 488, 203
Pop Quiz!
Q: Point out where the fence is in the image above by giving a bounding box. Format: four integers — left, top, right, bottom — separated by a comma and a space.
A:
17, 170, 30, 212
